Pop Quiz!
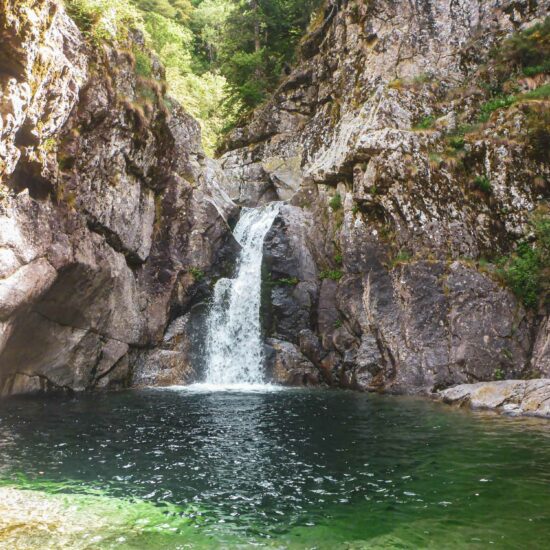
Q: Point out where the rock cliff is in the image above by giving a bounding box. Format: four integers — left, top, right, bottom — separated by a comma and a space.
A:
221, 0, 550, 393
1, 0, 548, 398
0, 0, 237, 395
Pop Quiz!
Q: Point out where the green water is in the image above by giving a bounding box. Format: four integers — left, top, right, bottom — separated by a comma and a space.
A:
0, 388, 549, 548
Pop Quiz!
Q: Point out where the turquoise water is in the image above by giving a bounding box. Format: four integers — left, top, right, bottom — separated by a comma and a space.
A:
0, 388, 549, 548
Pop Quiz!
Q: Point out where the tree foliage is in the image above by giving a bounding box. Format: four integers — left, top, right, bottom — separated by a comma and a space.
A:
498, 206, 550, 308
218, 0, 323, 119
67, 0, 323, 151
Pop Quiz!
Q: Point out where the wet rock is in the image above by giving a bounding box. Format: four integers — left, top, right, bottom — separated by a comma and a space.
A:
262, 205, 318, 342
131, 314, 194, 388
265, 338, 322, 386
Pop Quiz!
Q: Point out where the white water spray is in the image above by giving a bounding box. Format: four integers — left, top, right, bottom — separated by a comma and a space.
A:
203, 202, 280, 386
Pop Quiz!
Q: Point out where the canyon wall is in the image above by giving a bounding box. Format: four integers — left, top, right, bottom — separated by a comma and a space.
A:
221, 0, 550, 393
0, 0, 237, 395
0, 0, 548, 397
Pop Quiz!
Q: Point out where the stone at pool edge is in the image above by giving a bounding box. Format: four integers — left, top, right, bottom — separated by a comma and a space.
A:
437, 379, 550, 418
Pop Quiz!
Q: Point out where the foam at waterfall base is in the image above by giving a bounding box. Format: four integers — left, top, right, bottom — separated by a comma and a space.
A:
155, 382, 287, 393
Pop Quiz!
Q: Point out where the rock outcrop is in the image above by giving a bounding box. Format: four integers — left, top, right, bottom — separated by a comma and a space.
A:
0, 0, 237, 395
439, 379, 550, 418
221, 0, 550, 393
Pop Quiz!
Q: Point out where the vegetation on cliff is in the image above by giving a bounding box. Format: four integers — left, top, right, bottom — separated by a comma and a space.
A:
137, 2, 550, 312
499, 207, 550, 309
65, 0, 322, 152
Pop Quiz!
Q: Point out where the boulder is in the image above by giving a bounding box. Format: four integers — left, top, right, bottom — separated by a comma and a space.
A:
265, 338, 322, 386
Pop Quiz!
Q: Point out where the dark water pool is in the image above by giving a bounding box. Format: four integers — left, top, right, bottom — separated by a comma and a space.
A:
0, 388, 549, 548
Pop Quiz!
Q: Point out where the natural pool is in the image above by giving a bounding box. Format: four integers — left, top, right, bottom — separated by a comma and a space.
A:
0, 388, 549, 549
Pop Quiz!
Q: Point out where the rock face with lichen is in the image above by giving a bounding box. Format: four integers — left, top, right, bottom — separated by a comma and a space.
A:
0, 0, 238, 396
221, 0, 550, 393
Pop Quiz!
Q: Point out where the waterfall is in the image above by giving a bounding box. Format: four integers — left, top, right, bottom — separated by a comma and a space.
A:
203, 202, 280, 386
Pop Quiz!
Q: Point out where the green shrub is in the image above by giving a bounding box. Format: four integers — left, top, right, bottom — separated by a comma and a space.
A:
449, 135, 465, 150
499, 243, 539, 307
42, 137, 57, 153
334, 253, 343, 265
65, 0, 144, 44
319, 269, 343, 281
473, 175, 492, 194
277, 277, 299, 286
391, 249, 412, 266
478, 95, 517, 122
523, 83, 550, 100
414, 115, 435, 130
494, 17, 550, 78
334, 319, 343, 328
498, 207, 550, 308
494, 368, 505, 381
134, 50, 153, 78
523, 61, 550, 77
189, 267, 204, 281
478, 257, 490, 269
328, 193, 342, 210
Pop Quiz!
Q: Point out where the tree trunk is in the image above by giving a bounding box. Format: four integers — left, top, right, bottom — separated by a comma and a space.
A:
251, 0, 261, 52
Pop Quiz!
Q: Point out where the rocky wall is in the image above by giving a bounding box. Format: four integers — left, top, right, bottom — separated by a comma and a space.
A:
0, 0, 238, 395
222, 0, 550, 393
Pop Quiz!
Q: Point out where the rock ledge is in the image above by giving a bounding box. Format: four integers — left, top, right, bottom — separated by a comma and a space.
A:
438, 380, 550, 418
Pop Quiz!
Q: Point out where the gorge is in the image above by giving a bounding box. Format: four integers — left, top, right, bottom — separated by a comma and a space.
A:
1, 0, 549, 405
0, 0, 550, 547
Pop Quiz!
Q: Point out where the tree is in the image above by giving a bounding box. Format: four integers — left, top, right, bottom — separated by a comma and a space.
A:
218, 0, 323, 120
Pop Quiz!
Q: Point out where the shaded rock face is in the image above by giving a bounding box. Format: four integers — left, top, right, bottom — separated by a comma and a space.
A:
0, 0, 238, 396
225, 0, 550, 393
261, 205, 533, 393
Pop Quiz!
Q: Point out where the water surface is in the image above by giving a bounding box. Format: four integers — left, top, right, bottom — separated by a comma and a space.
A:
0, 389, 549, 548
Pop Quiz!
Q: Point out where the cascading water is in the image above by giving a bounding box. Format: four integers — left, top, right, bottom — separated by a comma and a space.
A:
203, 202, 280, 386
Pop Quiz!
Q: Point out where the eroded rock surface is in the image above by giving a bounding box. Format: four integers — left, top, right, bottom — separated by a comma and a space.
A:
0, 0, 237, 395
221, 0, 550, 393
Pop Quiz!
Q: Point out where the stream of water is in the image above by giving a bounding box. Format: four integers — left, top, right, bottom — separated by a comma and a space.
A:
202, 202, 280, 388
